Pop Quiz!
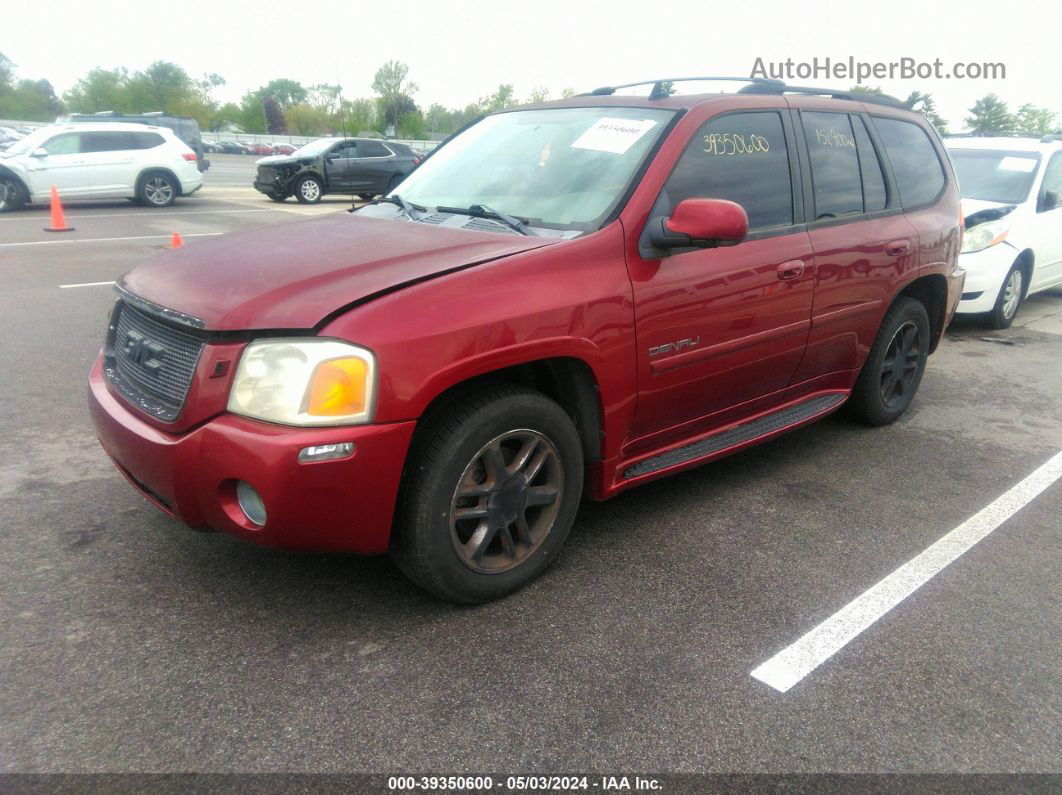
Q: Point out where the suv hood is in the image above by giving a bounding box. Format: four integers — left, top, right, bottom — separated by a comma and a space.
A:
255, 155, 300, 166
120, 213, 558, 331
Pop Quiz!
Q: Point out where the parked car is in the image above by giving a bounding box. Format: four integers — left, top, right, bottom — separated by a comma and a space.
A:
245, 142, 273, 156
253, 137, 420, 202
88, 78, 963, 603
271, 143, 297, 155
945, 134, 1062, 327
214, 140, 246, 155
200, 139, 222, 154
0, 122, 203, 212
60, 112, 210, 172
235, 142, 259, 155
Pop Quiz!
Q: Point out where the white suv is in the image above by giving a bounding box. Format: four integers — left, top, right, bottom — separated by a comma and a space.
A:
0, 122, 203, 213
946, 135, 1062, 328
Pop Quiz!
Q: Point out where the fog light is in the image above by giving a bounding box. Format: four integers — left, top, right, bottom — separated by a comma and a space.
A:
235, 480, 267, 526
298, 442, 355, 463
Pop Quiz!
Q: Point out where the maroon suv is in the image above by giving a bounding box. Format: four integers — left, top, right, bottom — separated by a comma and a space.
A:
88, 78, 964, 602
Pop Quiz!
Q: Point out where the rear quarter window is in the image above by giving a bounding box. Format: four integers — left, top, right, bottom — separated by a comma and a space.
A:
132, 132, 165, 149
873, 117, 946, 207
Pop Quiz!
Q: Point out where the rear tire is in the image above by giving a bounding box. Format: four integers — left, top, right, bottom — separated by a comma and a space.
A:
0, 174, 28, 213
357, 193, 376, 201
294, 175, 323, 204
846, 297, 930, 426
391, 383, 584, 604
987, 264, 1024, 329
138, 172, 177, 208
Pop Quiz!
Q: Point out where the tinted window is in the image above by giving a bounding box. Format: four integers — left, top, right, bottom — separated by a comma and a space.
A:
852, 116, 887, 212
42, 134, 81, 155
358, 140, 391, 157
802, 112, 863, 219
131, 132, 165, 149
1039, 153, 1062, 212
874, 117, 946, 207
81, 132, 133, 153
330, 141, 358, 158
663, 111, 793, 229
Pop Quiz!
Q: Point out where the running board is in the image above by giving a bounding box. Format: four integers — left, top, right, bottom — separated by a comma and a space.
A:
623, 393, 846, 479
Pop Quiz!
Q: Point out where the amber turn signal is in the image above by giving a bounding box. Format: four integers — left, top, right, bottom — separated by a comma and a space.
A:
306, 357, 369, 416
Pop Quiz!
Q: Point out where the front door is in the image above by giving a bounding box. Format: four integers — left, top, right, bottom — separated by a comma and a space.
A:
626, 109, 815, 443
1030, 151, 1062, 289
24, 132, 86, 200
323, 140, 359, 191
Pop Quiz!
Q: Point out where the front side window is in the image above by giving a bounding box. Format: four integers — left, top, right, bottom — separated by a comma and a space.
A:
330, 141, 358, 158
874, 117, 946, 208
802, 111, 864, 219
948, 149, 1041, 205
42, 133, 81, 155
661, 111, 793, 230
1037, 153, 1062, 212
393, 106, 675, 230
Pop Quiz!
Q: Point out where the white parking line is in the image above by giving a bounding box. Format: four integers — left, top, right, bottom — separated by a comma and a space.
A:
0, 208, 277, 222
0, 233, 223, 248
59, 281, 116, 289
750, 448, 1062, 693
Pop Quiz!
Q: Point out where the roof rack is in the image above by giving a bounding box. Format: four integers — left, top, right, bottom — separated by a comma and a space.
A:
945, 131, 1058, 143
584, 76, 785, 100
583, 76, 907, 109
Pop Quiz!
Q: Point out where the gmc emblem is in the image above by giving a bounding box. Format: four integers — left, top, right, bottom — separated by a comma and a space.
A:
122, 330, 165, 373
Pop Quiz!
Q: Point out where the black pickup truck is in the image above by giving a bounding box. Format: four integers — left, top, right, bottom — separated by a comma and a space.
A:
253, 137, 422, 203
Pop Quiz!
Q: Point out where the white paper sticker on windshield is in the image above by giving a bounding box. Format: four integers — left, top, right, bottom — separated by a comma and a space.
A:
999, 156, 1037, 173
571, 118, 658, 154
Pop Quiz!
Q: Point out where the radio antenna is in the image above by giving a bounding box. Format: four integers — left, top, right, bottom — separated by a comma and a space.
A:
335, 71, 356, 213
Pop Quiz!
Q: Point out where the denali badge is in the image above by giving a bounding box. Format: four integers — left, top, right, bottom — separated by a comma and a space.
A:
648, 337, 700, 358
123, 330, 165, 373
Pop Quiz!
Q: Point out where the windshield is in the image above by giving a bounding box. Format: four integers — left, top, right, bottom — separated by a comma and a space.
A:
292, 138, 344, 157
392, 107, 675, 230
3, 127, 55, 155
949, 149, 1040, 204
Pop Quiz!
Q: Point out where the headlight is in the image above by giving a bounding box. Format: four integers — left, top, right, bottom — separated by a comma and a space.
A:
227, 338, 376, 426
961, 219, 1009, 254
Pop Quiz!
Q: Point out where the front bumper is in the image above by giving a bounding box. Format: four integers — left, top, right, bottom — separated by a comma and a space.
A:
955, 242, 1019, 314
253, 180, 283, 195
88, 357, 416, 554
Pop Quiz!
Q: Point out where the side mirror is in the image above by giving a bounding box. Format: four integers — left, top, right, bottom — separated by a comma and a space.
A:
648, 198, 749, 251
1039, 190, 1059, 213
31, 147, 49, 158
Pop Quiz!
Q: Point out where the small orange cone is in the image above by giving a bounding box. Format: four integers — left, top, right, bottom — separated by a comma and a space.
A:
44, 186, 74, 232
170, 231, 183, 248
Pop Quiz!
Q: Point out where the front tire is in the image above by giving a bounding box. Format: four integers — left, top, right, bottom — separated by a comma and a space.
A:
138, 172, 177, 208
267, 192, 288, 203
392, 383, 584, 604
987, 264, 1024, 329
294, 175, 323, 204
0, 175, 28, 213
846, 297, 930, 426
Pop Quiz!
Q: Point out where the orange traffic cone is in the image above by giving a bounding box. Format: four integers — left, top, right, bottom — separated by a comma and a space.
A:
170, 231, 183, 248
44, 186, 74, 232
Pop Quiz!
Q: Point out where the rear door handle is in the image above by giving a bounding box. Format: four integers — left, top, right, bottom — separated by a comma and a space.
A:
886, 239, 911, 256
777, 260, 805, 280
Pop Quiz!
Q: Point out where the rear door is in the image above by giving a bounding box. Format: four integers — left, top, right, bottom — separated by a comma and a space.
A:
78, 131, 139, 196
354, 140, 400, 194
626, 109, 816, 442
787, 101, 921, 386
23, 132, 86, 199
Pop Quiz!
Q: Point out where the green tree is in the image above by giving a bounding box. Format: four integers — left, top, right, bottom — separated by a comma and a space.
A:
257, 79, 306, 109
903, 91, 949, 133
965, 94, 1013, 133
372, 60, 417, 132
0, 51, 15, 89
1014, 103, 1056, 135
478, 83, 516, 112
560, 88, 577, 99
285, 103, 330, 135
526, 86, 550, 104
63, 68, 132, 113
307, 83, 342, 116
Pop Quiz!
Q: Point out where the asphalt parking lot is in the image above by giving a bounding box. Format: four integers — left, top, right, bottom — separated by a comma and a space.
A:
1, 158, 1060, 776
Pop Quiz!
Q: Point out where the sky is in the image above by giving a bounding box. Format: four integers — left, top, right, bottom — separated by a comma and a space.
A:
4, 0, 1059, 131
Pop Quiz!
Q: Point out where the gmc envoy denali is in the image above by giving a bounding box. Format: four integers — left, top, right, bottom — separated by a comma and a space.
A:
89, 77, 964, 603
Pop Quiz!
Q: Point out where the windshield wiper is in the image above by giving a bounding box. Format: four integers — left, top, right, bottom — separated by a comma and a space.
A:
438, 204, 537, 236
368, 193, 425, 220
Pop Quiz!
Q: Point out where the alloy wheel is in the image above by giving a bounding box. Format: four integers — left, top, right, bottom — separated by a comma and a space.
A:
300, 180, 321, 201
144, 177, 174, 205
449, 429, 564, 574
879, 320, 922, 409
1001, 269, 1023, 320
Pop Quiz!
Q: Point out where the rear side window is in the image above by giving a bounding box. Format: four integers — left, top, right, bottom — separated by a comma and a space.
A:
663, 111, 793, 229
132, 132, 165, 149
81, 132, 134, 153
874, 117, 946, 207
852, 116, 887, 212
358, 140, 391, 157
802, 111, 863, 219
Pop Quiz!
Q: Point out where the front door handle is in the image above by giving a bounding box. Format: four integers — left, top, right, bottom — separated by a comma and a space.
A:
777, 260, 805, 280
886, 239, 911, 256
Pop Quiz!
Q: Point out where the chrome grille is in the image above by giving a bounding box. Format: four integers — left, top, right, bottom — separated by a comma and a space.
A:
105, 301, 204, 422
